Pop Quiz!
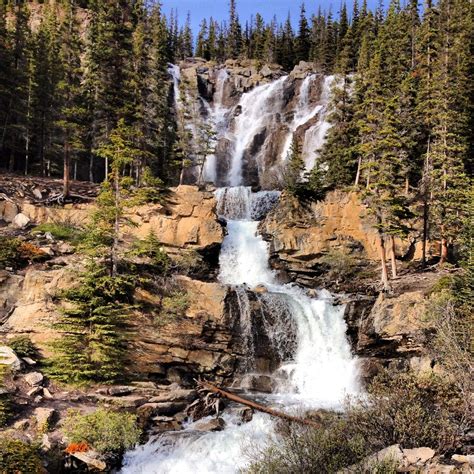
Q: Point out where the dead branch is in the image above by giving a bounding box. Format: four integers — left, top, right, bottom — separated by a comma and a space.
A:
197, 380, 322, 428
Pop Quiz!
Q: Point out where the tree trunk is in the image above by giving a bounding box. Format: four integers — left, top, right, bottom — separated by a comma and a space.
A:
354, 155, 362, 187
439, 236, 448, 264
389, 235, 397, 279
111, 169, 120, 276
377, 232, 390, 291
89, 154, 95, 182
63, 137, 71, 197
198, 381, 321, 429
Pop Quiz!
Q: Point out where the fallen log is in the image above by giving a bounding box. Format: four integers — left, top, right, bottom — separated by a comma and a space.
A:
197, 380, 321, 429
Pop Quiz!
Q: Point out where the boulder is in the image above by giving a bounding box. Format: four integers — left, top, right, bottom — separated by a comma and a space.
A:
402, 447, 436, 466
452, 454, 474, 466
0, 345, 22, 371
71, 451, 107, 471
138, 402, 188, 418
149, 388, 197, 403
107, 386, 134, 397
194, 417, 226, 432
0, 200, 19, 222
240, 374, 274, 393
12, 212, 31, 229
24, 371, 44, 386
33, 407, 56, 431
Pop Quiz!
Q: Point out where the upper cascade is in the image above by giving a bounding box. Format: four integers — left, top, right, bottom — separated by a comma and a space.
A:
169, 60, 335, 189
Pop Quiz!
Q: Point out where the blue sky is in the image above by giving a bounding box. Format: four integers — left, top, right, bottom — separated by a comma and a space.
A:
161, 0, 379, 32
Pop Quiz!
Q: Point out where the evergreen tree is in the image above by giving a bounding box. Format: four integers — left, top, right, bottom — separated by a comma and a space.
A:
227, 0, 242, 58
296, 3, 311, 63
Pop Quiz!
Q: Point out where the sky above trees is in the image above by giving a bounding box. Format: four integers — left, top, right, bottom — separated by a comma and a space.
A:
162, 0, 379, 33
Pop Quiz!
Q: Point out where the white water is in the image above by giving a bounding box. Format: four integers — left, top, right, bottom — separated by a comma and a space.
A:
228, 77, 288, 186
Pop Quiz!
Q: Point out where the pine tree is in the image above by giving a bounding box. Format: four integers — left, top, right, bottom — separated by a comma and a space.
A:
285, 136, 305, 194
196, 19, 209, 59
227, 0, 242, 58
296, 3, 311, 63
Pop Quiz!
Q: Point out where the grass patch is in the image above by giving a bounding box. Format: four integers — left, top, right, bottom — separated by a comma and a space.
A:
32, 222, 84, 244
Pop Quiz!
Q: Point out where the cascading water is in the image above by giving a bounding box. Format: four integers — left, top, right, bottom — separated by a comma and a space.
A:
121, 70, 359, 474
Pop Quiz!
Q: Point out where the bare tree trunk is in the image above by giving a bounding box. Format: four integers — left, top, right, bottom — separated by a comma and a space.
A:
421, 140, 431, 268
354, 155, 362, 187
390, 235, 397, 279
111, 169, 120, 276
197, 381, 321, 429
377, 232, 390, 291
89, 154, 95, 182
63, 136, 71, 197
440, 236, 448, 264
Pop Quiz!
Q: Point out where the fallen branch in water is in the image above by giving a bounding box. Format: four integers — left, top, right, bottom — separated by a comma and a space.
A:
197, 380, 322, 428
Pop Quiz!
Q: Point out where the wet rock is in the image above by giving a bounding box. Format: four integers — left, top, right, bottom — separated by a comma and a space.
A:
149, 388, 197, 403
252, 284, 268, 294
0, 345, 22, 371
194, 417, 226, 432
227, 406, 253, 423
240, 374, 274, 393
33, 407, 56, 431
151, 415, 182, 433
138, 401, 188, 419
24, 371, 44, 386
12, 212, 30, 229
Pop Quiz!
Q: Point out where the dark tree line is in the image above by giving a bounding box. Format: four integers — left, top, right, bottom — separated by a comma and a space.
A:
0, 0, 185, 193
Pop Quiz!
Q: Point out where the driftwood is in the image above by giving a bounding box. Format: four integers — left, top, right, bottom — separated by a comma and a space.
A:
197, 380, 322, 429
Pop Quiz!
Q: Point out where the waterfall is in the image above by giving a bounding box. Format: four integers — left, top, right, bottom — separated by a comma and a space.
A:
301, 75, 335, 171
121, 71, 358, 474
228, 77, 288, 186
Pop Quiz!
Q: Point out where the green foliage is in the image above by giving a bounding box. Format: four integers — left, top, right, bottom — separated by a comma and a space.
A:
0, 237, 47, 269
32, 222, 84, 244
0, 439, 43, 473
172, 250, 207, 277
159, 291, 189, 322
131, 231, 170, 273
47, 263, 134, 385
7, 336, 38, 358
320, 250, 361, 282
0, 365, 11, 427
284, 136, 305, 195
62, 408, 141, 454
249, 370, 466, 472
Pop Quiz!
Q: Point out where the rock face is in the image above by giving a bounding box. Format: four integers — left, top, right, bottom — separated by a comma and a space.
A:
129, 186, 223, 252
261, 191, 379, 287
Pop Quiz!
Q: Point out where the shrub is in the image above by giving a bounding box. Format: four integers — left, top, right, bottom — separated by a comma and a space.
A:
0, 365, 11, 427
248, 370, 465, 473
320, 250, 360, 282
8, 336, 38, 358
32, 222, 84, 243
0, 439, 43, 473
131, 231, 170, 273
0, 237, 46, 269
160, 291, 189, 321
172, 250, 207, 276
62, 408, 141, 454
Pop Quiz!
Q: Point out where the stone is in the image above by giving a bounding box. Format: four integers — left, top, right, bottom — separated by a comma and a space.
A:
13, 419, 30, 430
41, 433, 52, 450
452, 454, 474, 466
252, 284, 268, 294
42, 387, 54, 399
240, 374, 274, 393
402, 447, 436, 466
12, 212, 30, 229
0, 201, 19, 222
194, 417, 226, 432
108, 386, 134, 397
22, 357, 37, 365
97, 394, 147, 408
149, 389, 197, 403
260, 65, 273, 77
24, 371, 44, 386
33, 407, 56, 431
32, 188, 43, 200
0, 345, 22, 371
57, 242, 74, 254
72, 451, 107, 471
227, 406, 253, 423
138, 401, 188, 418
27, 386, 43, 397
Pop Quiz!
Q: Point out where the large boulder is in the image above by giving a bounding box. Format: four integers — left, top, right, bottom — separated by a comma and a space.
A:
0, 345, 22, 371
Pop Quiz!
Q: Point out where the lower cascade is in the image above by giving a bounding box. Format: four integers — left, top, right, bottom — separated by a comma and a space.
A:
121, 187, 360, 474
